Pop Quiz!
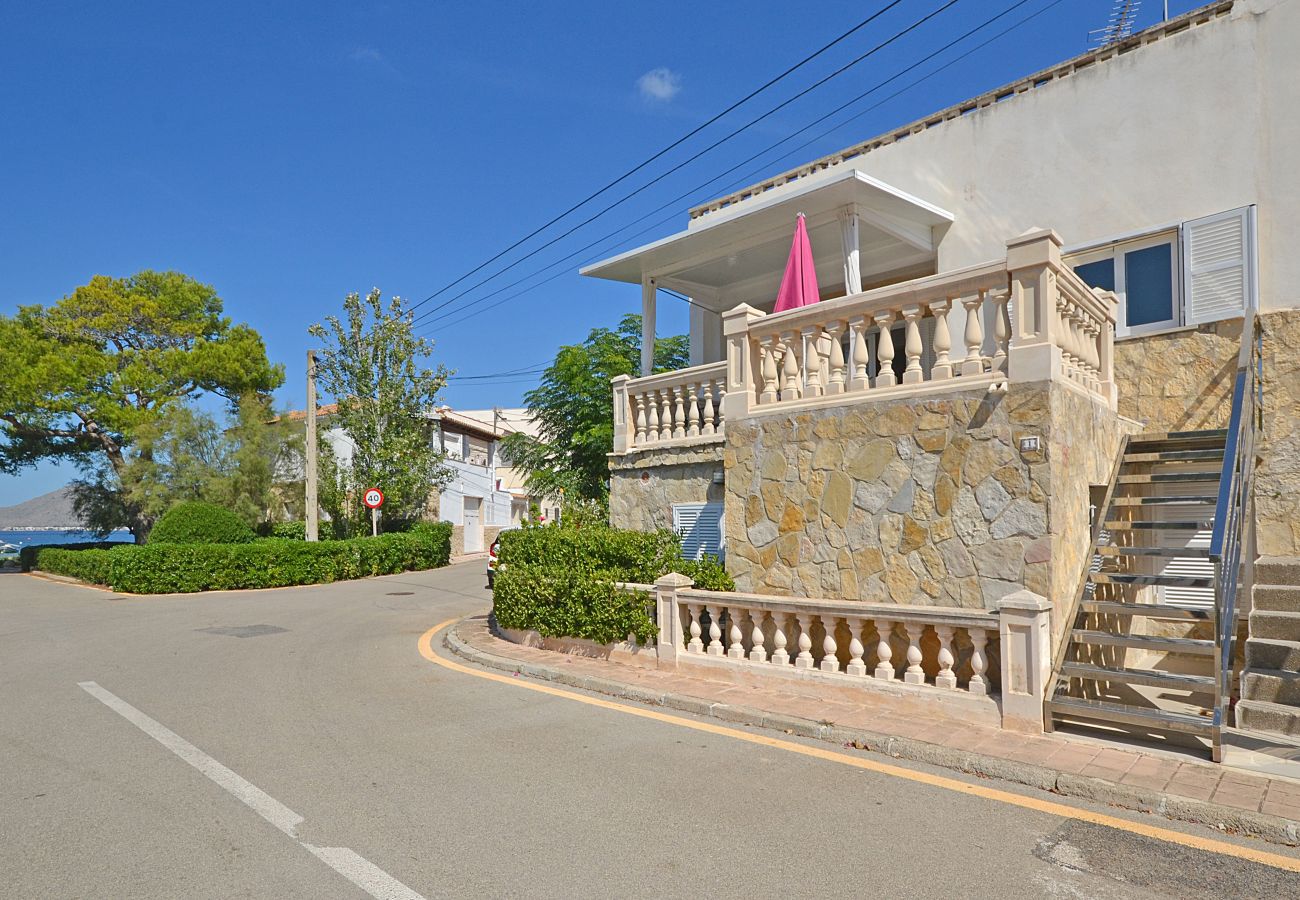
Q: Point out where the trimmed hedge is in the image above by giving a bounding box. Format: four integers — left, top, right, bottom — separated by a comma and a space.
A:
150, 501, 256, 545
257, 521, 307, 540
23, 522, 452, 593
491, 524, 734, 645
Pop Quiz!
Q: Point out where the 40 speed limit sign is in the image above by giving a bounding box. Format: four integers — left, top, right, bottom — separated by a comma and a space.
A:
363, 487, 385, 509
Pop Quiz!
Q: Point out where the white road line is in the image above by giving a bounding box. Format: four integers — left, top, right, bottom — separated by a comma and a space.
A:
78, 681, 427, 900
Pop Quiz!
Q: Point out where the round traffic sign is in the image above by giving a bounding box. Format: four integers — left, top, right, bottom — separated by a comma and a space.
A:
363, 487, 385, 509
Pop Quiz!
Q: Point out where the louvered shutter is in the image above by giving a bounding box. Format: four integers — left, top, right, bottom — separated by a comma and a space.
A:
1183, 206, 1256, 325
920, 316, 936, 378
1152, 494, 1215, 610
673, 502, 724, 561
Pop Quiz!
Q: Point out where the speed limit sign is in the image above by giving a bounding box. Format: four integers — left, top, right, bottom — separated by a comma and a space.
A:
363, 487, 384, 509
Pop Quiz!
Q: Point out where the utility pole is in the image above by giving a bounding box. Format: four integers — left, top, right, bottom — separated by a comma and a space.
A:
305, 349, 319, 542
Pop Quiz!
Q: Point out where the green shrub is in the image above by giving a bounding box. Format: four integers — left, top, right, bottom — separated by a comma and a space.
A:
671, 554, 736, 591
496, 525, 681, 583
25, 521, 453, 593
149, 501, 256, 545
492, 565, 655, 645
257, 521, 307, 540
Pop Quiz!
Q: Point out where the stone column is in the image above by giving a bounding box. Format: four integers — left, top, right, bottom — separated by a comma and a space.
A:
997, 589, 1053, 734
654, 572, 694, 668
641, 276, 657, 377
721, 303, 765, 422
1005, 228, 1064, 385
611, 374, 631, 454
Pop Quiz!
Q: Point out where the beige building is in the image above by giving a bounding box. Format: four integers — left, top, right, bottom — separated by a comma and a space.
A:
584, 2, 1300, 760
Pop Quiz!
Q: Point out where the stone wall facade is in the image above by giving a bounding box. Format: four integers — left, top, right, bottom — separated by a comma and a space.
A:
609, 441, 725, 532
1256, 309, 1300, 557
723, 382, 1127, 639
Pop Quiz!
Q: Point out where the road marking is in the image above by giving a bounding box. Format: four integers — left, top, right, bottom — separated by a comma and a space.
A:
78, 681, 427, 900
419, 620, 1300, 874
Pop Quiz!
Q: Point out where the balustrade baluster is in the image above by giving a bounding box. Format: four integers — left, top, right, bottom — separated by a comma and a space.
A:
993, 289, 1010, 372
770, 613, 790, 665
962, 292, 986, 377
968, 628, 990, 695
645, 391, 660, 444
727, 608, 746, 660
781, 333, 803, 400
1057, 297, 1078, 382
749, 612, 767, 663
873, 313, 897, 388
802, 326, 824, 398
873, 620, 895, 680
706, 606, 724, 656
930, 300, 953, 380
826, 321, 847, 395
700, 380, 717, 436
686, 604, 704, 653
901, 306, 924, 385
794, 614, 814, 669
659, 390, 673, 442
714, 383, 726, 425
819, 616, 840, 673
759, 336, 779, 404
633, 394, 647, 445
685, 383, 701, 438
935, 625, 957, 689
672, 387, 687, 439
903, 623, 925, 684
1085, 320, 1102, 391
849, 316, 870, 392
846, 619, 867, 676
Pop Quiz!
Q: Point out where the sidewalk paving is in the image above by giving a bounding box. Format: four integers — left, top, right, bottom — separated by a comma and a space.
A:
446, 615, 1300, 847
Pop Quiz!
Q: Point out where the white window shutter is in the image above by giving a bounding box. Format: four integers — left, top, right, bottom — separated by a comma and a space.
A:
672, 502, 724, 561
1182, 206, 1256, 325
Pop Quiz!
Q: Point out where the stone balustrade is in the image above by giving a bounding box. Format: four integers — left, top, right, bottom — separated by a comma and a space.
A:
611, 230, 1117, 456
612, 361, 726, 453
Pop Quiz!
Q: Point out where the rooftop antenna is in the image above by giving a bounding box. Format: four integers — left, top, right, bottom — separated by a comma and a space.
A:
1089, 0, 1142, 47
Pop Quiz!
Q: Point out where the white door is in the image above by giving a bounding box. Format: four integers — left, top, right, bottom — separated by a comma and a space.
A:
463, 497, 484, 553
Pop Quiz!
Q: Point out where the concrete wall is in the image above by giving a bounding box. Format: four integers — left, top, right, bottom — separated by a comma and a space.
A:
722, 383, 1128, 645
438, 458, 514, 528
609, 443, 725, 533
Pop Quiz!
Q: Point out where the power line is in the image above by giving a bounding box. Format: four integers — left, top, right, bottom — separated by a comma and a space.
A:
414, 0, 1057, 336
403, 1, 908, 318
409, 0, 963, 328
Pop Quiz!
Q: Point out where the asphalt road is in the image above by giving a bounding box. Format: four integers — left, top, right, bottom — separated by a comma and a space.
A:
2, 561, 1298, 899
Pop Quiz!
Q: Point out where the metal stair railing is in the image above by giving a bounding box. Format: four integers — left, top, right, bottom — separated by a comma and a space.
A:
1208, 311, 1262, 762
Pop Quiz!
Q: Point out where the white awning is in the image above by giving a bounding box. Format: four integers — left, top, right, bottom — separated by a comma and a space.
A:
581, 168, 953, 313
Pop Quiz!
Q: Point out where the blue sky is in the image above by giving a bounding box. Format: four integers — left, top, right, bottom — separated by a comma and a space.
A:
0, 0, 1202, 505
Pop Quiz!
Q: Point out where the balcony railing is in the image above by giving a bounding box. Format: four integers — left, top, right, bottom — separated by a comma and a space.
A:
611, 229, 1117, 455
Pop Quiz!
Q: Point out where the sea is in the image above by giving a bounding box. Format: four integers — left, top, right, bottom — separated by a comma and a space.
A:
0, 529, 133, 553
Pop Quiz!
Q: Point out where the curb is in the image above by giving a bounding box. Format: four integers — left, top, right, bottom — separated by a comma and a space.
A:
444, 618, 1300, 848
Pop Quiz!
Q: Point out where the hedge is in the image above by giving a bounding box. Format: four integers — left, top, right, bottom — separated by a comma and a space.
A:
22, 522, 452, 593
149, 501, 256, 545
491, 524, 734, 645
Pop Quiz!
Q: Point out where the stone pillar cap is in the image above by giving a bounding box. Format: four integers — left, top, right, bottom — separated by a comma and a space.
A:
655, 572, 695, 588
997, 589, 1051, 611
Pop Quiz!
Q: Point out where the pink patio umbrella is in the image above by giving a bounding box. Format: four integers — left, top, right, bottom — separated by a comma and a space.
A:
773, 212, 821, 313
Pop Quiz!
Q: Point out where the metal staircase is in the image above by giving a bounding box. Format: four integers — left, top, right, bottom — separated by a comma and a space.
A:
1046, 312, 1261, 762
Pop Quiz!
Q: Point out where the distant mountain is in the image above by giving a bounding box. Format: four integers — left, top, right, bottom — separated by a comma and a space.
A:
0, 486, 82, 529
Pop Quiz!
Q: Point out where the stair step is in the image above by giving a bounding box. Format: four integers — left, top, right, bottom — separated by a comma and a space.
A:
1254, 585, 1300, 613
1243, 668, 1300, 705
1060, 662, 1215, 690
1089, 572, 1214, 589
1255, 556, 1300, 586
1096, 545, 1211, 559
1116, 472, 1221, 485
1047, 696, 1215, 736
1248, 610, 1300, 642
1245, 638, 1300, 671
1236, 699, 1300, 738
1070, 630, 1216, 655
1130, 429, 1228, 444
1123, 449, 1226, 463
1103, 520, 1212, 531
1081, 600, 1211, 620
1109, 495, 1218, 507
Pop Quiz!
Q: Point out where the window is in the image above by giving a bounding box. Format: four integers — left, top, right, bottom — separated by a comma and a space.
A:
1066, 206, 1256, 337
673, 502, 724, 561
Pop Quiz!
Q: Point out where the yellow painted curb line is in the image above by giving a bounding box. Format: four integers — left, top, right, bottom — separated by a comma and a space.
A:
419, 619, 1300, 873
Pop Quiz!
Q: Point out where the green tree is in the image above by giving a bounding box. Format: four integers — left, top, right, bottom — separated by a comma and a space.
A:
501, 314, 688, 503
0, 271, 284, 540
308, 288, 451, 534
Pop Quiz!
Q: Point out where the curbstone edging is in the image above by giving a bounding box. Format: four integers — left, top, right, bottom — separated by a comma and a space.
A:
442, 618, 1300, 847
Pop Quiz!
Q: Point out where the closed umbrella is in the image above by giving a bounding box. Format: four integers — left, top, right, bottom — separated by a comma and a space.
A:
773, 212, 821, 313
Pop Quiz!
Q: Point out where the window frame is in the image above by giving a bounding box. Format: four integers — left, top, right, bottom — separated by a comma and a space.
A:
1065, 229, 1181, 338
